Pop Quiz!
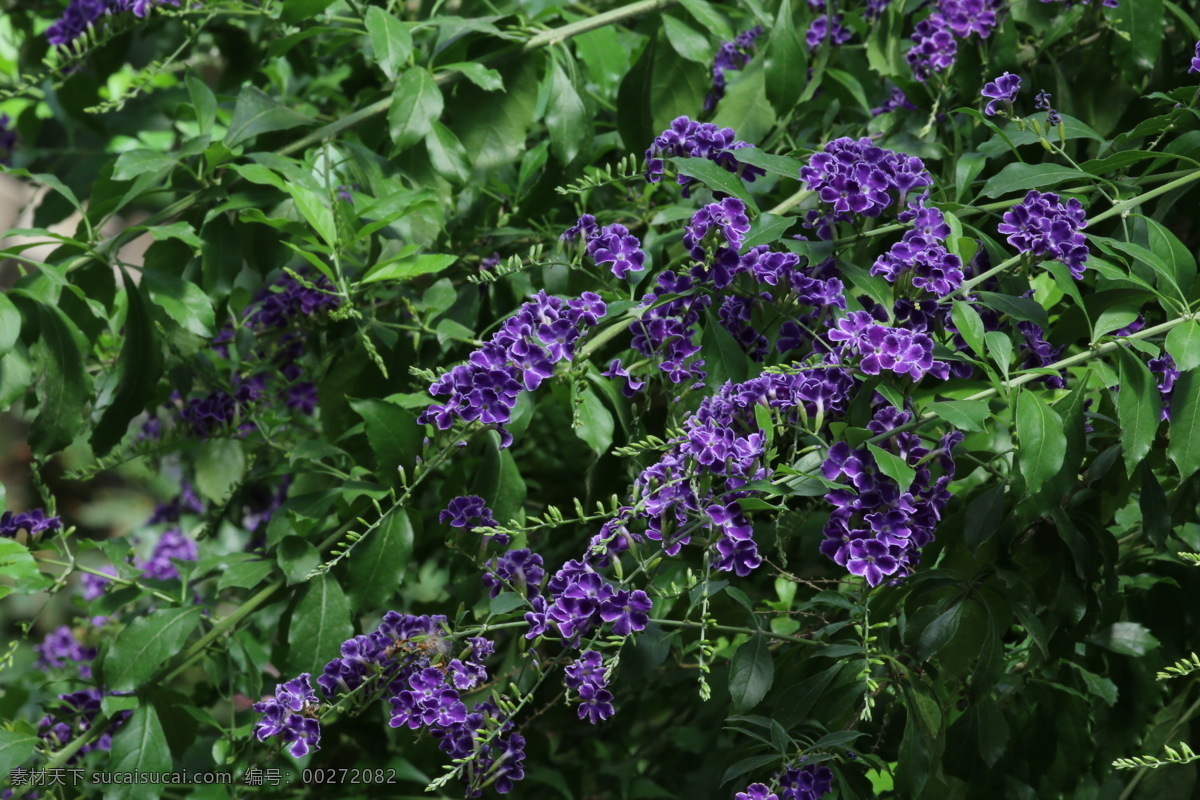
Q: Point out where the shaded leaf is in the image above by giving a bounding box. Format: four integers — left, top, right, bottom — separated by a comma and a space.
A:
729, 634, 774, 711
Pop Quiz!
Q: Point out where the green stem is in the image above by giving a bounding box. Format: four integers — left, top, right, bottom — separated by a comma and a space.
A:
650, 618, 820, 648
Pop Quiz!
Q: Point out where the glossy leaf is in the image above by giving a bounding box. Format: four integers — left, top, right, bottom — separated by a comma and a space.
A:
1016, 390, 1066, 496
729, 634, 774, 711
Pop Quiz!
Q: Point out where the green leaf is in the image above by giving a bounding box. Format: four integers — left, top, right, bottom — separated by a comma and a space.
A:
964, 484, 1006, 554
425, 121, 471, 184
575, 388, 614, 456
361, 253, 457, 284
867, 444, 916, 493
288, 575, 353, 677
476, 432, 527, 524
455, 57, 538, 172
1142, 216, 1197, 296
186, 73, 216, 135
1168, 368, 1200, 480
0, 729, 38, 774
0, 292, 21, 357
388, 69, 444, 153
194, 439, 246, 503
729, 634, 774, 711
678, 0, 733, 40
980, 163, 1093, 199
106, 704, 173, 799
142, 270, 215, 337
438, 62, 504, 92
0, 539, 51, 598
348, 509, 414, 612
918, 602, 963, 661
1115, 348, 1161, 476
28, 300, 88, 455
102, 607, 204, 692
1113, 0, 1164, 74
776, 664, 842, 728
1087, 622, 1160, 657
366, 7, 412, 80
217, 554, 276, 592
984, 330, 1013, 376
929, 400, 989, 433
1166, 321, 1200, 372
671, 156, 758, 211
277, 536, 320, 586
112, 149, 177, 181
974, 291, 1050, 331
951, 300, 986, 358
1016, 390, 1066, 496
349, 398, 421, 478
702, 309, 750, 391
763, 0, 807, 114
1097, 238, 1185, 301
662, 15, 710, 63
92, 270, 164, 455
288, 186, 337, 248
281, 0, 336, 23
544, 58, 589, 164
200, 214, 241, 296
225, 85, 314, 147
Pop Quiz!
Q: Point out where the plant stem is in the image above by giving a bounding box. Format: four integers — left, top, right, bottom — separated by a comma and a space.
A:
650, 617, 820, 647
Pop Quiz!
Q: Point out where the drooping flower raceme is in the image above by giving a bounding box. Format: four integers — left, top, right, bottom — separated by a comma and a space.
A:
871, 201, 964, 297
46, 0, 183, 49
561, 214, 647, 278
419, 290, 607, 446
644, 117, 766, 197
981, 71, 1021, 115
906, 0, 1001, 81
1034, 89, 1063, 125
1149, 353, 1180, 421
996, 189, 1090, 278
138, 528, 199, 582
705, 26, 763, 112
35, 627, 97, 677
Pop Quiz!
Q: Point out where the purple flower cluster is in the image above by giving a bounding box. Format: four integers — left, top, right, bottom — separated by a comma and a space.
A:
981, 71, 1021, 116
821, 406, 963, 585
0, 508, 62, 538
871, 87, 916, 117
137, 527, 199, 582
601, 358, 646, 398
441, 495, 508, 543
244, 271, 341, 331
35, 626, 97, 677
38, 689, 130, 761
525, 561, 652, 643
46, 0, 181, 48
0, 114, 15, 167
253, 674, 321, 758
871, 200, 964, 297
907, 0, 1001, 81
267, 611, 524, 794
644, 117, 766, 198
81, 566, 117, 600
828, 311, 951, 381
561, 214, 647, 279
736, 764, 834, 800
1035, 89, 1063, 125
997, 190, 1090, 278
625, 371, 854, 577
420, 290, 606, 445
705, 27, 762, 112
1191, 41, 1200, 74
1149, 353, 1180, 421
806, 12, 852, 53
1018, 319, 1066, 389
147, 482, 204, 525
798, 138, 933, 238
481, 549, 545, 598
683, 198, 752, 260
564, 651, 614, 724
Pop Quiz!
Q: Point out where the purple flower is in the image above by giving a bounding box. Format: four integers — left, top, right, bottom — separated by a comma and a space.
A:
563, 215, 647, 278
254, 674, 321, 758
997, 189, 1090, 278
602, 358, 646, 398
907, 15, 957, 81
799, 138, 933, 237
138, 527, 198, 581
35, 626, 97, 676
39, 688, 131, 761
598, 588, 652, 636
737, 784, 780, 800
806, 14, 853, 52
1149, 353, 1181, 421
779, 762, 835, 800
871, 87, 917, 116
0, 508, 62, 538
705, 27, 762, 112
981, 71, 1021, 116
80, 565, 116, 600
644, 117, 766, 196
683, 198, 752, 260
147, 482, 204, 525
246, 270, 341, 330
1191, 40, 1200, 74
481, 548, 545, 598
